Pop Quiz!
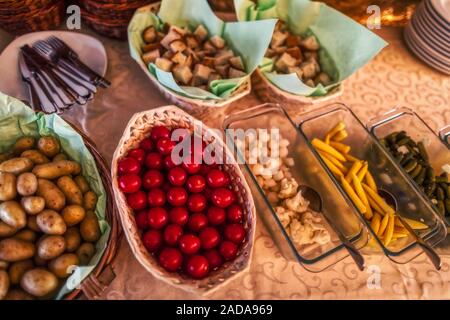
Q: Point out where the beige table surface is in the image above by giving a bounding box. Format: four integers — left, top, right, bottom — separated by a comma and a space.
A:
1, 25, 449, 300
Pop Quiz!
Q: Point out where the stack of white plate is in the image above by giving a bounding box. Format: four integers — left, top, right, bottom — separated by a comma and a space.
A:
404, 0, 450, 75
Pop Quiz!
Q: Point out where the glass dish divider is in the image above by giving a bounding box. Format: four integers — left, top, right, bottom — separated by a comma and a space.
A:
295, 103, 447, 265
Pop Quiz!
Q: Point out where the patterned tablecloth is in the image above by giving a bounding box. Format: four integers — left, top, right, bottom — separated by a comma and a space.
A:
0, 25, 449, 300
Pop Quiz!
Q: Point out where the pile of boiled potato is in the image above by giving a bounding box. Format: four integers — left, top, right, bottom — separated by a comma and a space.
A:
0, 135, 101, 300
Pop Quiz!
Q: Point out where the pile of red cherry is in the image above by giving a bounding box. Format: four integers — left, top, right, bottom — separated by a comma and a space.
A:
117, 125, 247, 279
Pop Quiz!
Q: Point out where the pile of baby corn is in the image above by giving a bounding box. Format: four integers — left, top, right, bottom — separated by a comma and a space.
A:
311, 121, 428, 247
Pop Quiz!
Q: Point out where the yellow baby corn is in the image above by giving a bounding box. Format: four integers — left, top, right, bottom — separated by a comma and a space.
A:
378, 212, 390, 236
362, 183, 395, 215
364, 171, 378, 192
371, 212, 381, 234
332, 130, 348, 142
352, 172, 373, 219
383, 214, 395, 247
318, 151, 348, 173
312, 138, 346, 162
345, 161, 362, 183
324, 121, 346, 144
356, 161, 369, 181
343, 153, 360, 162
329, 141, 351, 154
401, 217, 428, 230
319, 153, 345, 177
340, 176, 367, 214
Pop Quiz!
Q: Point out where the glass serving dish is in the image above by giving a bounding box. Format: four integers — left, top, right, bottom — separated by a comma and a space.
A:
367, 107, 450, 226
440, 125, 450, 148
223, 103, 369, 272
295, 103, 447, 264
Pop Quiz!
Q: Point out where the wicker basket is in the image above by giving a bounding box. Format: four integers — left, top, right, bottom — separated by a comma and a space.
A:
251, 68, 344, 109
79, 0, 157, 40
61, 121, 122, 300
130, 2, 251, 111
111, 106, 256, 294
0, 0, 64, 35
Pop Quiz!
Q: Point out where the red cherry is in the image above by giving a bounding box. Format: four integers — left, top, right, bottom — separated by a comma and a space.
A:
182, 161, 201, 174
126, 191, 147, 210
118, 174, 141, 193
168, 167, 187, 186
163, 224, 183, 246
211, 188, 236, 208
118, 157, 141, 175
187, 194, 207, 212
167, 187, 188, 206
186, 175, 206, 193
224, 223, 246, 244
163, 155, 177, 169
157, 138, 176, 155
219, 241, 238, 261
142, 229, 162, 252
145, 152, 163, 169
169, 207, 189, 226
128, 148, 145, 163
179, 234, 201, 255
207, 207, 226, 225
204, 249, 223, 269
159, 248, 183, 272
142, 170, 164, 189
151, 126, 171, 141
148, 207, 168, 229
227, 204, 244, 223
147, 188, 166, 207
186, 255, 209, 279
135, 210, 148, 229
140, 138, 154, 152
206, 169, 230, 188
199, 227, 220, 250
188, 213, 208, 232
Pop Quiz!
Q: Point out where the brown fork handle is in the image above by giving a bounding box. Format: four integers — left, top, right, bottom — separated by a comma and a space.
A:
418, 239, 441, 270
341, 237, 365, 271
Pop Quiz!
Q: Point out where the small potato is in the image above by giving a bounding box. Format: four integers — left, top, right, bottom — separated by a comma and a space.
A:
21, 150, 49, 165
27, 216, 41, 232
76, 242, 95, 265
57, 176, 83, 205
37, 136, 60, 158
49, 253, 79, 278
33, 160, 81, 180
83, 191, 98, 211
37, 235, 66, 260
0, 201, 27, 229
0, 270, 9, 300
13, 136, 36, 155
74, 175, 90, 194
5, 288, 34, 300
20, 268, 58, 297
0, 157, 33, 175
80, 213, 100, 242
0, 221, 16, 237
0, 260, 8, 270
14, 229, 37, 243
0, 238, 35, 262
17, 172, 38, 196
21, 196, 45, 215
62, 205, 85, 227
37, 210, 67, 235
9, 259, 34, 285
36, 179, 66, 211
52, 153, 67, 162
0, 172, 17, 201
65, 227, 81, 252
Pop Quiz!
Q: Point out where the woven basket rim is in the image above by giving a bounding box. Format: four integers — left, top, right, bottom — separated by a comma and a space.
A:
111, 105, 256, 295
0, 0, 62, 22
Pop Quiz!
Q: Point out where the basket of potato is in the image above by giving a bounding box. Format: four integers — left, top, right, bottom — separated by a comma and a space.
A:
0, 93, 119, 300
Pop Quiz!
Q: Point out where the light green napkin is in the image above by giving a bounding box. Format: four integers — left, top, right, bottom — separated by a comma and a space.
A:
0, 92, 110, 300
128, 0, 277, 100
234, 0, 388, 96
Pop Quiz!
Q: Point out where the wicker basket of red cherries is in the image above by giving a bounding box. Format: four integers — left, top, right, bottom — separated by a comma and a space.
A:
111, 106, 255, 293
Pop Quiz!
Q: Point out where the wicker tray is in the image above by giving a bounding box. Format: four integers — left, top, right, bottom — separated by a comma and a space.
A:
252, 68, 343, 108
111, 106, 256, 294
61, 121, 122, 300
130, 2, 251, 110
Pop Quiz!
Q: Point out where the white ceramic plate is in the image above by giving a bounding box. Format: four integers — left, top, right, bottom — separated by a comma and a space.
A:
0, 30, 107, 101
